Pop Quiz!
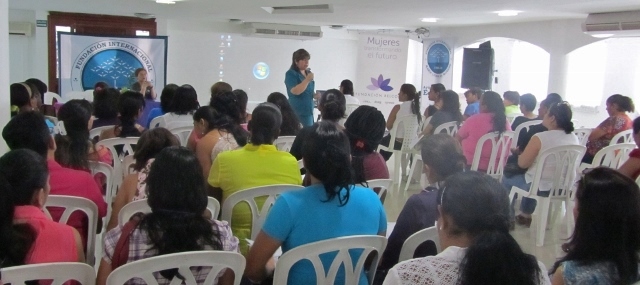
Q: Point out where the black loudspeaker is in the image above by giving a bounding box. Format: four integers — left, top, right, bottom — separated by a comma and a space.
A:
461, 47, 494, 90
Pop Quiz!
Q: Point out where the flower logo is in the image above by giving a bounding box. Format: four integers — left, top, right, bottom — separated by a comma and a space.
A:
367, 74, 394, 91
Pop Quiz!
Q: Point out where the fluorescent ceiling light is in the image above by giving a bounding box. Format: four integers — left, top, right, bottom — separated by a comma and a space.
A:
590, 33, 614, 38
495, 10, 521, 17
156, 0, 176, 4
421, 18, 438, 23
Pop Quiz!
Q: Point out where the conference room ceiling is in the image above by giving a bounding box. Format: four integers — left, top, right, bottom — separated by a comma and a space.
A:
9, 0, 640, 29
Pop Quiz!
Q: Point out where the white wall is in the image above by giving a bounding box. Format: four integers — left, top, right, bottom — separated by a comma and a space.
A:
1, 0, 10, 153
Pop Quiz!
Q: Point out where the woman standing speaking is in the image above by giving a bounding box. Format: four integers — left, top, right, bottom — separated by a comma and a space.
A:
284, 49, 315, 127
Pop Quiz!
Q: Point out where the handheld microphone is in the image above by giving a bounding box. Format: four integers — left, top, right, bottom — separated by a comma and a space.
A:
306, 68, 311, 73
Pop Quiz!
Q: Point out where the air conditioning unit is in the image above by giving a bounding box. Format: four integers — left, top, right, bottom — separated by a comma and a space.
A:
582, 10, 640, 38
244, 23, 323, 40
9, 22, 33, 36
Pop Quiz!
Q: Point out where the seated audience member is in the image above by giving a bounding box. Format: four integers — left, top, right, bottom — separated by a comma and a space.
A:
106, 129, 180, 230
209, 81, 233, 106
424, 83, 445, 118
502, 102, 578, 227
25, 78, 47, 105
267, 92, 302, 136
161, 84, 199, 129
245, 121, 387, 284
92, 88, 121, 129
208, 103, 301, 254
193, 106, 248, 178
24, 81, 43, 111
513, 96, 564, 154
146, 83, 178, 128
511, 93, 538, 129
504, 90, 521, 115
463, 88, 482, 120
99, 91, 145, 140
379, 84, 421, 161
290, 89, 346, 160
233, 89, 252, 124
378, 134, 465, 277
421, 90, 463, 136
456, 91, 510, 170
340, 79, 360, 105
97, 147, 239, 285
2, 112, 107, 250
383, 171, 550, 285
344, 105, 389, 183
10, 83, 33, 116
188, 87, 237, 151
550, 167, 640, 285
199, 91, 250, 159
618, 117, 640, 180
0, 149, 84, 266
583, 94, 635, 163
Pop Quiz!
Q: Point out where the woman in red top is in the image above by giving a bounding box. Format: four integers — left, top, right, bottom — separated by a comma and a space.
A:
0, 149, 83, 267
584, 94, 634, 163
619, 117, 640, 180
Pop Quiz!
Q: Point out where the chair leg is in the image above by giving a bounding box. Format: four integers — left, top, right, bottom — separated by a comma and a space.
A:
536, 199, 551, 247
566, 199, 575, 238
403, 157, 418, 193
392, 151, 401, 187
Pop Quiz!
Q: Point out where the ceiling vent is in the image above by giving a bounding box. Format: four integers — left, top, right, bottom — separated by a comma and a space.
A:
244, 23, 323, 40
9, 22, 32, 36
262, 4, 333, 14
583, 10, 640, 37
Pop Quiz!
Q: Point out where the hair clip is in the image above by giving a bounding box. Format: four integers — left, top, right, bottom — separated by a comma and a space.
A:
53, 121, 67, 136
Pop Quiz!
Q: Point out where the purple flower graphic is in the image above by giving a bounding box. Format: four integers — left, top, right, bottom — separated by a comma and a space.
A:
367, 74, 394, 91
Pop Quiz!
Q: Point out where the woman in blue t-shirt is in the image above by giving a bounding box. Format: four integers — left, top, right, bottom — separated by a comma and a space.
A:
284, 49, 315, 127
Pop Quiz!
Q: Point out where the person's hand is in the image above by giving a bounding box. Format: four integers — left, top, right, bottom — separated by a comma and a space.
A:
305, 72, 314, 82
146, 81, 153, 88
510, 147, 520, 155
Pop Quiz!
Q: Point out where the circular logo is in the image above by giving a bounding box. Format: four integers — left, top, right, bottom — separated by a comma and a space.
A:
426, 42, 451, 76
253, 62, 270, 80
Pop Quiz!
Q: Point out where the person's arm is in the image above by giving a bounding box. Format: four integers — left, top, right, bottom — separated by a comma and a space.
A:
106, 174, 136, 231
96, 258, 112, 285
588, 118, 610, 141
288, 72, 314, 95
149, 86, 157, 100
551, 265, 565, 285
84, 174, 108, 226
72, 228, 85, 262
517, 135, 542, 169
196, 134, 219, 178
207, 156, 224, 202
386, 105, 401, 131
244, 231, 281, 282
619, 157, 640, 179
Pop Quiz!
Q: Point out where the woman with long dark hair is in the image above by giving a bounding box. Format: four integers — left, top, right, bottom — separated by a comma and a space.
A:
267, 92, 301, 136
146, 84, 179, 129
384, 171, 549, 285
99, 91, 145, 140
233, 89, 252, 124
550, 167, 640, 284
284, 49, 315, 127
162, 84, 199, 129
583, 94, 635, 163
344, 105, 389, 183
456, 91, 510, 170
424, 83, 445, 117
379, 83, 421, 161
97, 147, 239, 285
421, 90, 463, 136
245, 121, 387, 284
92, 87, 120, 129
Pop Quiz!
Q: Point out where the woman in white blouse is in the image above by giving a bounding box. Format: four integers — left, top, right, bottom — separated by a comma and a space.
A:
384, 171, 551, 285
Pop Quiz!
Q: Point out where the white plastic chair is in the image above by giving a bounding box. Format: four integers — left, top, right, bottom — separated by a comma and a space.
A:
339, 103, 361, 126
273, 235, 386, 285
106, 251, 246, 285
583, 143, 636, 170
96, 137, 139, 192
573, 128, 592, 146
507, 113, 523, 125
1, 262, 95, 285
418, 116, 430, 133
432, 121, 460, 136
64, 91, 87, 101
89, 161, 115, 230
169, 125, 194, 147
377, 115, 421, 187
470, 131, 515, 181
43, 195, 99, 265
44, 91, 63, 105
119, 197, 221, 225
89, 125, 115, 141
274, 136, 296, 152
509, 145, 586, 246
221, 184, 303, 240
149, 116, 166, 129
367, 179, 392, 204
83, 89, 94, 102
398, 226, 440, 262
511, 120, 543, 150
610, 129, 633, 145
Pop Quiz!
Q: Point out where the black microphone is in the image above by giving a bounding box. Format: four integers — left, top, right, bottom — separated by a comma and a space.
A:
306, 68, 311, 73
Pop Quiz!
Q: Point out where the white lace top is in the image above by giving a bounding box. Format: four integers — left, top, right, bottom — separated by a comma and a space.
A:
210, 132, 240, 163
383, 246, 551, 285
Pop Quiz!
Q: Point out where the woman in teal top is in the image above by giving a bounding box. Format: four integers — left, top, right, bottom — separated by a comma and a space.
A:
284, 49, 315, 127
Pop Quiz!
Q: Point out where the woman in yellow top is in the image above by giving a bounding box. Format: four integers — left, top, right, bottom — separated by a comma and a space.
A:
208, 103, 302, 254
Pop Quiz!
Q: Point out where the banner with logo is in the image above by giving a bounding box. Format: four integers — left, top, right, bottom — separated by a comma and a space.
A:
355, 35, 409, 117
58, 33, 167, 97
422, 38, 454, 95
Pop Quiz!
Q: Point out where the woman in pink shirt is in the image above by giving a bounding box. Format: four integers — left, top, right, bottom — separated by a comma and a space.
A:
0, 149, 83, 267
457, 91, 511, 171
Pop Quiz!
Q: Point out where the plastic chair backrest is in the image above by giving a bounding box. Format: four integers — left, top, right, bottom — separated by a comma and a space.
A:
398, 226, 440, 262
89, 161, 115, 229
470, 131, 515, 180
44, 92, 63, 105
169, 125, 194, 147
1, 262, 95, 285
590, 143, 636, 169
273, 235, 387, 285
83, 89, 94, 102
418, 116, 429, 132
511, 120, 543, 150
43, 195, 99, 265
149, 116, 165, 129
96, 137, 139, 191
89, 125, 115, 141
526, 145, 586, 199
573, 128, 592, 146
366, 179, 392, 204
64, 91, 86, 101
339, 103, 361, 126
221, 184, 303, 240
397, 115, 422, 152
106, 251, 246, 285
433, 121, 460, 136
274, 136, 297, 152
119, 197, 221, 225
507, 113, 523, 125
610, 129, 633, 145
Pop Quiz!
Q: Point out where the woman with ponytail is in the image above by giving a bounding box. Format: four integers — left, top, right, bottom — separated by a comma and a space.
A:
98, 147, 239, 285
99, 91, 145, 140
246, 121, 387, 284
583, 94, 635, 163
503, 102, 579, 227
378, 134, 466, 277
0, 149, 83, 267
384, 171, 550, 285
344, 105, 389, 183
379, 83, 422, 161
